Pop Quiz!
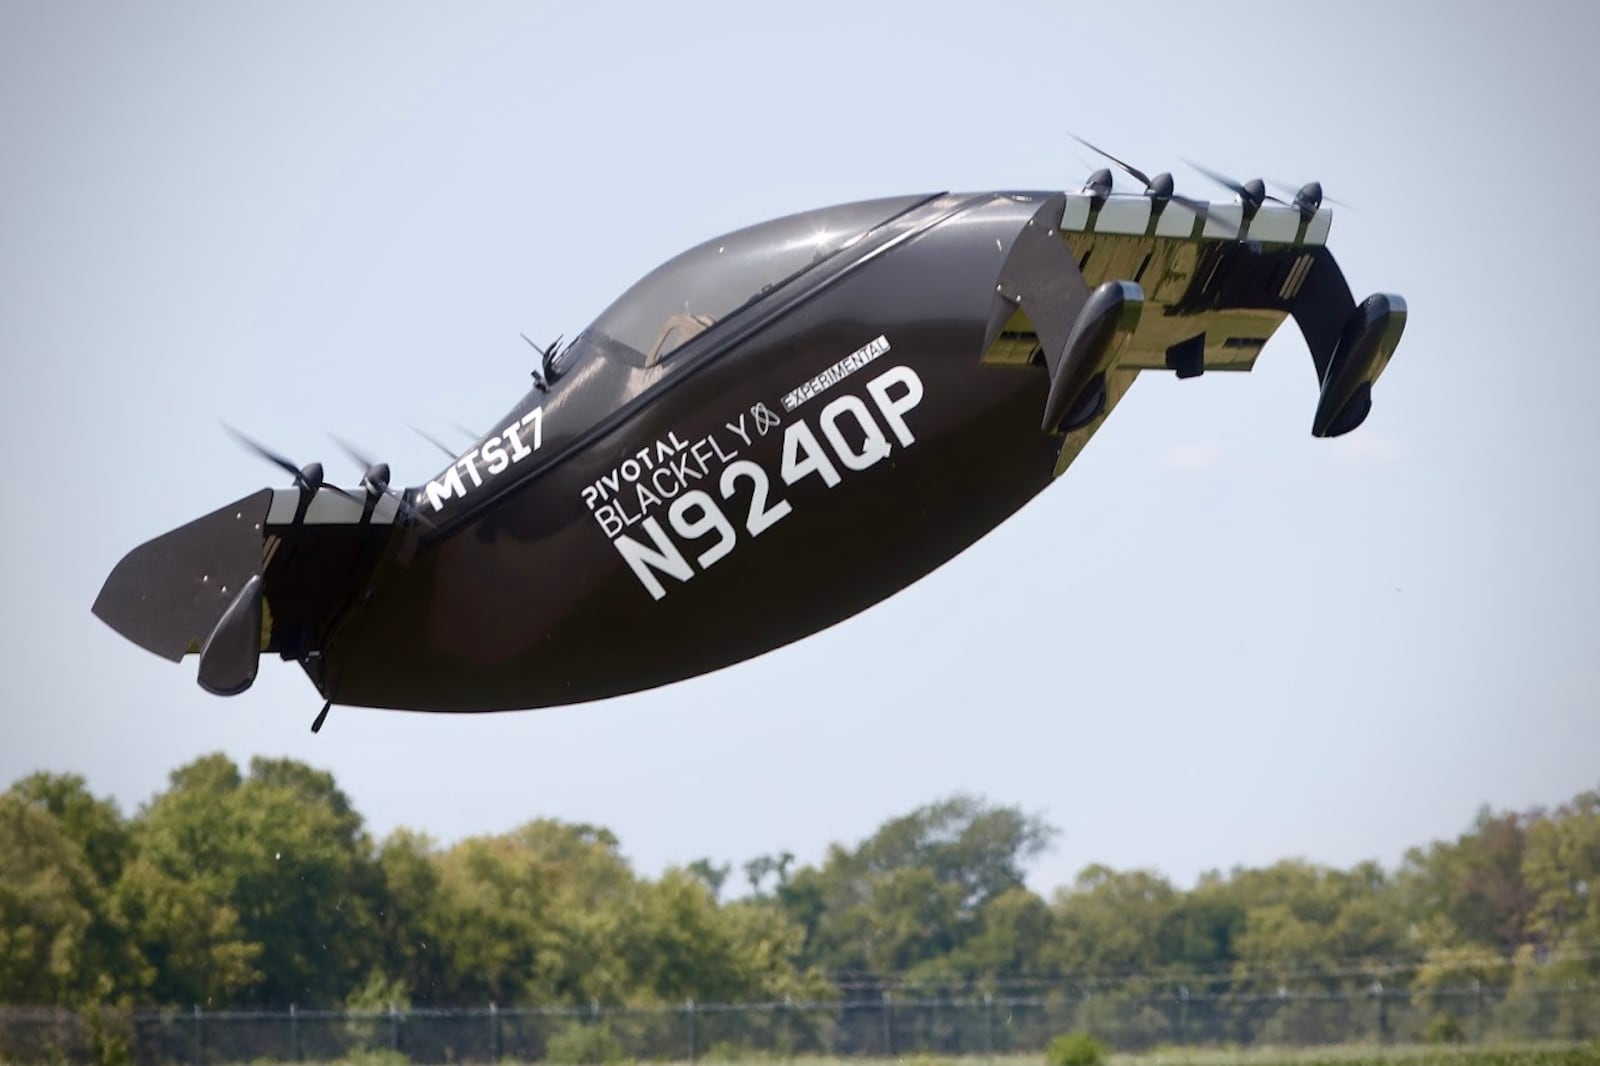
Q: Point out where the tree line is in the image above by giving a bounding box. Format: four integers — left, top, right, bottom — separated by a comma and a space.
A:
1, 755, 1596, 1010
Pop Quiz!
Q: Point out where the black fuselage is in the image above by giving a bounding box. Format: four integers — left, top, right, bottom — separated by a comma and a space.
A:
318, 192, 1060, 711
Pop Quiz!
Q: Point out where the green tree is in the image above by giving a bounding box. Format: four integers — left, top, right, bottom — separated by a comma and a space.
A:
0, 794, 103, 1003
427, 819, 637, 1005
686, 858, 731, 901
778, 794, 1055, 978
1049, 866, 1176, 977
1, 774, 147, 1004
116, 753, 383, 1007
940, 884, 1054, 979
1522, 789, 1600, 970
623, 868, 818, 1003
1401, 806, 1535, 955
8, 773, 130, 888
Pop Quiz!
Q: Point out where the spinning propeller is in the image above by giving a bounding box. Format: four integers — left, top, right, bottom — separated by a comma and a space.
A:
222, 425, 357, 502
521, 332, 566, 392
1071, 134, 1209, 216
331, 435, 436, 529
222, 424, 433, 528
1186, 162, 1349, 222
1182, 158, 1283, 219
409, 424, 458, 461
1268, 179, 1351, 219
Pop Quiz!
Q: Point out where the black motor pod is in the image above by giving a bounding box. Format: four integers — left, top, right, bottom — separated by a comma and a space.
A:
1313, 293, 1407, 438
198, 574, 264, 696
1042, 280, 1144, 433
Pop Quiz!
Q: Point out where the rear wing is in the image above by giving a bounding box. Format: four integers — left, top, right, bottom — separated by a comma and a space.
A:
92, 488, 399, 696
983, 191, 1406, 473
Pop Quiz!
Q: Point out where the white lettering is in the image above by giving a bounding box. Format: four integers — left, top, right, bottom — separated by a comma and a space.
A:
668, 490, 736, 570
595, 504, 624, 538
482, 435, 510, 475
613, 517, 693, 601
458, 449, 484, 488
720, 460, 792, 536
866, 365, 924, 447
780, 421, 842, 488
635, 482, 661, 514
425, 465, 467, 512
651, 465, 682, 498
520, 407, 544, 449
820, 395, 891, 471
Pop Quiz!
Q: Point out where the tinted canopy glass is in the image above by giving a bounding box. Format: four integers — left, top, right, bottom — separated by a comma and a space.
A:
585, 195, 926, 366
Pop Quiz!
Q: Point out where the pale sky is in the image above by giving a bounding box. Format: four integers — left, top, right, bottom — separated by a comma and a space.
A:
2, 0, 1596, 896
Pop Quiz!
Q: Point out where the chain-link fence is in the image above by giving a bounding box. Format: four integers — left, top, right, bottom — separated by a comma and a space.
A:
3, 984, 1596, 1065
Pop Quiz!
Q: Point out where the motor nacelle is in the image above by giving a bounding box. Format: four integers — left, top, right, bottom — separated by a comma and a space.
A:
1041, 280, 1144, 434
1312, 293, 1407, 438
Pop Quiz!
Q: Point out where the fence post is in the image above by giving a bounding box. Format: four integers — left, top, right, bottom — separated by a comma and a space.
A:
1474, 979, 1485, 1043
192, 1004, 202, 1066
783, 995, 794, 1061
289, 1003, 299, 1063
686, 999, 696, 1065
983, 993, 994, 1062
490, 1002, 499, 1062
1177, 986, 1188, 1046
1369, 981, 1387, 1044
388, 1003, 399, 1053
882, 991, 893, 1058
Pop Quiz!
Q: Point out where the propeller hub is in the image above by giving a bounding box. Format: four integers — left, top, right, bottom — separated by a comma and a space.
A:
1148, 172, 1175, 201
1295, 181, 1324, 215
364, 463, 391, 494
297, 462, 324, 493
1084, 168, 1113, 199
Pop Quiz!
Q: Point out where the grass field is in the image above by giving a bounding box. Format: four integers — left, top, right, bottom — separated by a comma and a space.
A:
658, 1048, 1600, 1066
295, 1046, 1600, 1066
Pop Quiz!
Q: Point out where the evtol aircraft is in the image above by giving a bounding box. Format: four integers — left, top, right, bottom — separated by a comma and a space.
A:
94, 150, 1406, 728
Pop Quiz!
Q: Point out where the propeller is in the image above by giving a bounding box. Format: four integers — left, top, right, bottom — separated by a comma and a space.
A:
409, 424, 458, 461
222, 425, 357, 501
1268, 179, 1352, 219
1071, 134, 1210, 216
1064, 149, 1114, 200
1183, 159, 1288, 219
331, 435, 436, 529
521, 332, 565, 392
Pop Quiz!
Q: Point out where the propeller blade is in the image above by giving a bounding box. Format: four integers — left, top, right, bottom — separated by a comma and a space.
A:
1071, 133, 1154, 190
1268, 179, 1352, 209
329, 434, 376, 475
520, 332, 549, 359
222, 424, 305, 485
410, 424, 458, 461
1169, 193, 1213, 223
1183, 158, 1249, 199
327, 433, 436, 528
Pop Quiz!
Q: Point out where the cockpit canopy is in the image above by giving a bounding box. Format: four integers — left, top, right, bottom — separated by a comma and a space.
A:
576, 194, 928, 368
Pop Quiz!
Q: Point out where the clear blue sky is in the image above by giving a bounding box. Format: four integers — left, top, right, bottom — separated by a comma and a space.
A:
2, 0, 1595, 895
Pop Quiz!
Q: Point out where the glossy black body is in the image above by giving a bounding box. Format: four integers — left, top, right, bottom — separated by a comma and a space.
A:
94, 185, 1404, 714
324, 193, 1057, 711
